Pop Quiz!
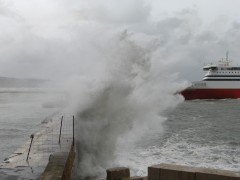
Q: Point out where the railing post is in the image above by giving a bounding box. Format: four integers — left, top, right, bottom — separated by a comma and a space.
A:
59, 116, 63, 144
73, 115, 75, 146
26, 134, 34, 161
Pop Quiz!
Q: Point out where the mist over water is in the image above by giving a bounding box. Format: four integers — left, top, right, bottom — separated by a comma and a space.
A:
67, 32, 184, 178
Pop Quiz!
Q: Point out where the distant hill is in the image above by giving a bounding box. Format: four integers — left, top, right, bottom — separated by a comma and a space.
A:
0, 77, 49, 88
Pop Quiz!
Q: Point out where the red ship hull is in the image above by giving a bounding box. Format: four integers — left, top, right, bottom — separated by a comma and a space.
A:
181, 88, 240, 100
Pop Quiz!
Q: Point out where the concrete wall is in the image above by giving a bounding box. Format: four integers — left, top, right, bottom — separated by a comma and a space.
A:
148, 164, 240, 180
106, 164, 240, 180
62, 144, 76, 180
106, 167, 130, 180
40, 144, 75, 180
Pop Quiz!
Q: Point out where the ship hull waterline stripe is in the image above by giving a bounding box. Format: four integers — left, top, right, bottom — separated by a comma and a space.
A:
180, 88, 240, 100
203, 79, 240, 81
205, 75, 240, 77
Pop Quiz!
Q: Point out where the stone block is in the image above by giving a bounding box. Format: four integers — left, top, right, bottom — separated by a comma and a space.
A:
160, 168, 178, 180
179, 171, 196, 180
148, 165, 161, 180
161, 164, 196, 180
196, 167, 240, 180
148, 164, 196, 180
121, 178, 130, 180
130, 176, 147, 180
106, 167, 130, 180
196, 172, 228, 180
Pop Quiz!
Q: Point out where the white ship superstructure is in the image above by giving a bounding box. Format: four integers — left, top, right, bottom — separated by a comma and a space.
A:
181, 53, 240, 99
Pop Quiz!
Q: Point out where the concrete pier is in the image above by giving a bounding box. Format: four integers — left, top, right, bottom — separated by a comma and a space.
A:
0, 115, 75, 179
107, 164, 240, 180
40, 143, 75, 180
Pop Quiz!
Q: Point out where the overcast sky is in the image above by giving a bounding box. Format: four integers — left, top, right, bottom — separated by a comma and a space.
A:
1, 0, 240, 81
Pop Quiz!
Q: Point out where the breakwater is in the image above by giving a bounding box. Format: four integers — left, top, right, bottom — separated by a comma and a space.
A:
1, 113, 240, 179
0, 114, 75, 180
106, 164, 240, 180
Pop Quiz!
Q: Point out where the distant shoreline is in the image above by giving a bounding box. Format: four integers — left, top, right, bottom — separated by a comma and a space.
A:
0, 88, 65, 94
0, 76, 50, 88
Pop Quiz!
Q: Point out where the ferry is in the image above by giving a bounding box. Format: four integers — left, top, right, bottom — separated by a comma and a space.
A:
180, 53, 240, 100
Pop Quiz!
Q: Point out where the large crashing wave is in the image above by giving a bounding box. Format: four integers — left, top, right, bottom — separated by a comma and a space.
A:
67, 31, 185, 178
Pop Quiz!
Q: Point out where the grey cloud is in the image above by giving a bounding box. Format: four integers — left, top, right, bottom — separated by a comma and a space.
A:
196, 31, 218, 43
1, 0, 240, 82
0, 1, 13, 17
77, 0, 151, 24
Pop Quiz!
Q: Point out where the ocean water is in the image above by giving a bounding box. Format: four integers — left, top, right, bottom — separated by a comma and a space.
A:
1, 92, 240, 178
115, 99, 240, 176
0, 91, 63, 162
